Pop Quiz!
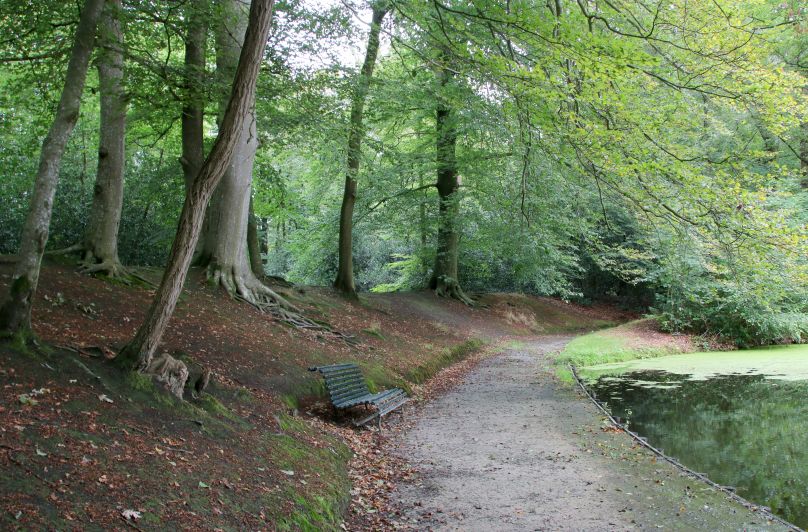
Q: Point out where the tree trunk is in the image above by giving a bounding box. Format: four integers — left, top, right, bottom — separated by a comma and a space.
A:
801, 87, 807, 189
0, 0, 105, 335
180, 0, 208, 189
334, 4, 388, 298
196, 0, 293, 311
118, 0, 276, 395
429, 60, 473, 305
81, 0, 127, 277
419, 172, 430, 279
802, 124, 807, 188
248, 196, 263, 276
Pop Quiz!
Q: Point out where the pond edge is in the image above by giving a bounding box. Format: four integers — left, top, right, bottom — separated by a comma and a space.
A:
569, 363, 803, 532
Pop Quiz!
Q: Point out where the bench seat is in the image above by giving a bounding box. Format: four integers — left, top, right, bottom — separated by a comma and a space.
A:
309, 363, 409, 428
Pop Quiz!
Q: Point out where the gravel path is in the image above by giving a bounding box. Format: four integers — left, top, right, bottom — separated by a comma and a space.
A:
391, 337, 790, 531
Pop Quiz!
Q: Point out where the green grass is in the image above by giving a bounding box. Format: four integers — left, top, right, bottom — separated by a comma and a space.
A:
404, 338, 485, 385
554, 322, 685, 382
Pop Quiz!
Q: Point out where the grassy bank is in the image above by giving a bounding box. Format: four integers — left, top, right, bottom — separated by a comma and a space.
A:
554, 319, 696, 382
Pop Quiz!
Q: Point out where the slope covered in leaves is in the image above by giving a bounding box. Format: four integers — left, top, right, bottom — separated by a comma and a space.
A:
0, 260, 624, 529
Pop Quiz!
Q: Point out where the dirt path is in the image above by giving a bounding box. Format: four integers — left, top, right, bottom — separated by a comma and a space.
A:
391, 337, 790, 531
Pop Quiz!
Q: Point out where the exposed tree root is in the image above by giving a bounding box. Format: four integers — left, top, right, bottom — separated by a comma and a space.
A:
46, 243, 84, 255
78, 258, 129, 278
144, 352, 189, 399
208, 264, 358, 344
434, 276, 475, 306
47, 242, 130, 279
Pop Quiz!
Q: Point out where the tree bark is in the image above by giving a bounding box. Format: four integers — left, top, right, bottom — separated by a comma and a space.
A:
801, 87, 807, 189
0, 0, 105, 335
195, 0, 293, 311
180, 0, 208, 189
118, 0, 276, 391
81, 0, 127, 277
248, 196, 264, 276
334, 4, 388, 298
429, 59, 473, 305
801, 123, 807, 188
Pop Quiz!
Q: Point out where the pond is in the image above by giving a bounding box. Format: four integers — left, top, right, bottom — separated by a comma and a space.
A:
579, 345, 808, 528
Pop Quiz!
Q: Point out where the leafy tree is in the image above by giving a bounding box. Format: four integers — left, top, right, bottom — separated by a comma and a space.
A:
0, 0, 105, 335
119, 0, 277, 395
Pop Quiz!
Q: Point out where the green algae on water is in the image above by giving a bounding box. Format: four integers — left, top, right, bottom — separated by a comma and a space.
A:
580, 344, 808, 384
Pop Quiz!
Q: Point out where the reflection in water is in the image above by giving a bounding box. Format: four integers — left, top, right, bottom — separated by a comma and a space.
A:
585, 371, 808, 528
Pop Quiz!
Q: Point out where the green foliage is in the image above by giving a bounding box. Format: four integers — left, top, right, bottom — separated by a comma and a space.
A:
0, 0, 806, 348
369, 254, 426, 293
648, 228, 808, 346
655, 282, 808, 347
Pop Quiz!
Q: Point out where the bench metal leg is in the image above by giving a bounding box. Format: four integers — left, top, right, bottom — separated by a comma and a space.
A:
354, 410, 381, 427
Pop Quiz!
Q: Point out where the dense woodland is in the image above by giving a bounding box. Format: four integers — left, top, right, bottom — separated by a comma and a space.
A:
1, 0, 807, 389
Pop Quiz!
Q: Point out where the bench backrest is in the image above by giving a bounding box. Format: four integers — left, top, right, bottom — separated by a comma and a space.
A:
312, 363, 370, 403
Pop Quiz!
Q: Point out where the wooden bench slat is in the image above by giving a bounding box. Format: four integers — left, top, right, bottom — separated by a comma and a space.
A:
330, 385, 371, 401
325, 374, 365, 386
323, 374, 366, 387
309, 363, 356, 372
324, 375, 364, 386
377, 395, 409, 417
319, 367, 363, 376
339, 388, 401, 408
329, 385, 365, 396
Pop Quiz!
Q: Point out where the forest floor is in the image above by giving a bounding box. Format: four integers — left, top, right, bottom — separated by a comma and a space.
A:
0, 259, 626, 530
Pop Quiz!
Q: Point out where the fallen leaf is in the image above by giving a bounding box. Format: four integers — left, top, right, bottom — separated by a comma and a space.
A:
18, 394, 38, 406
121, 509, 142, 520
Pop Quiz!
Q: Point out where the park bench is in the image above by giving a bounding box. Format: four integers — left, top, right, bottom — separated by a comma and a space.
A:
308, 363, 408, 428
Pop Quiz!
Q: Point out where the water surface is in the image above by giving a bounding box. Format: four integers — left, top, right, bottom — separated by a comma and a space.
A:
580, 345, 808, 528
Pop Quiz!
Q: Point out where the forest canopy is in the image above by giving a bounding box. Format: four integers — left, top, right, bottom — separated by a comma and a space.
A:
0, 0, 806, 357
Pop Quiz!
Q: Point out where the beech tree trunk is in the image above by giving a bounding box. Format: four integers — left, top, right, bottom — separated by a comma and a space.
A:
82, 0, 127, 276
180, 0, 208, 189
801, 96, 807, 189
119, 0, 276, 395
248, 197, 264, 276
429, 60, 473, 305
196, 0, 293, 310
802, 126, 807, 188
0, 0, 105, 334
334, 4, 388, 298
